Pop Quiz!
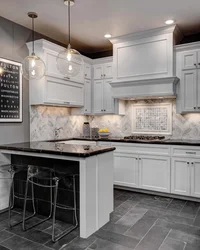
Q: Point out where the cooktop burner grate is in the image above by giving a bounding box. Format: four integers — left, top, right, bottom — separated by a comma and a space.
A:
124, 135, 165, 141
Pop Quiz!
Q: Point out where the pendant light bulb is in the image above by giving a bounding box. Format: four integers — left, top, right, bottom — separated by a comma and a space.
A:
56, 0, 83, 77
22, 12, 46, 80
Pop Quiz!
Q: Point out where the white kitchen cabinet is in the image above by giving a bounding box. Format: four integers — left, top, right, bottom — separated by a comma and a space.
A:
84, 64, 92, 79
43, 77, 84, 107
27, 39, 85, 107
176, 43, 200, 113
93, 80, 114, 114
181, 51, 198, 70
45, 49, 84, 84
110, 26, 178, 83
93, 80, 104, 113
190, 160, 200, 198
83, 80, 92, 114
181, 70, 197, 112
94, 63, 113, 80
94, 64, 104, 80
139, 155, 170, 193
171, 157, 190, 196
114, 153, 139, 188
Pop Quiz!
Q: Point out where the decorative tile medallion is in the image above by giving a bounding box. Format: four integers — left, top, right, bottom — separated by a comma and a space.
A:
132, 103, 172, 135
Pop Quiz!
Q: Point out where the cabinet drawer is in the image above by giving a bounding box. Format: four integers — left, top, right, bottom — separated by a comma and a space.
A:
171, 146, 200, 158
111, 142, 170, 156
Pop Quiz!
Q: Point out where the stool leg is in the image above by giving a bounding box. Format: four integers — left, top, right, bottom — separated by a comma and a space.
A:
8, 180, 14, 228
52, 178, 59, 242
22, 177, 29, 230
51, 175, 78, 243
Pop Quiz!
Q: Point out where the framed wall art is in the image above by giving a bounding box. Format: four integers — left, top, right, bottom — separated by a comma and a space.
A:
0, 58, 22, 123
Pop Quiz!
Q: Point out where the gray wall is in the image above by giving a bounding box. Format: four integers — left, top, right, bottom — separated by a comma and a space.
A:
0, 16, 70, 144
0, 17, 31, 144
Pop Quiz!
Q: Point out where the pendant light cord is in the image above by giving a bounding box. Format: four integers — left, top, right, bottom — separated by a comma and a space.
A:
32, 16, 35, 55
68, 0, 71, 47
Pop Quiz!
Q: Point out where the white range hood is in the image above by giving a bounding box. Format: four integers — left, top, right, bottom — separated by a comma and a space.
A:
109, 25, 182, 99
110, 77, 179, 99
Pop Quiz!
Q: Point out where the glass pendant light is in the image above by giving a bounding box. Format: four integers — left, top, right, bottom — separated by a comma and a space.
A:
22, 12, 46, 80
56, 0, 84, 77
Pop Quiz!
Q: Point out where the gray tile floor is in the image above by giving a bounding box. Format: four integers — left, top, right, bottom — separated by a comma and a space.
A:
1, 189, 200, 249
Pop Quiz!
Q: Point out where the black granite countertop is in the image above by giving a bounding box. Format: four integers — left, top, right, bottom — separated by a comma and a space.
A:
52, 137, 200, 146
0, 141, 116, 158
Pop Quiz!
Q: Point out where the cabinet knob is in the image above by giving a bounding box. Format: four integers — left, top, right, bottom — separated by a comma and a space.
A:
104, 74, 106, 77
85, 74, 87, 77
101, 109, 103, 111
194, 107, 197, 109
104, 109, 106, 111
194, 63, 197, 67
187, 162, 190, 165
198, 63, 200, 66
191, 162, 194, 165
198, 107, 200, 109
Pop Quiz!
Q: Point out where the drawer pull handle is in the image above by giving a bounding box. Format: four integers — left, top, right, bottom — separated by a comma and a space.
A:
64, 102, 70, 105
186, 152, 196, 154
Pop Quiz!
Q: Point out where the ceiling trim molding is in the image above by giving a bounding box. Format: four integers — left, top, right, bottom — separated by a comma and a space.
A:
109, 25, 177, 44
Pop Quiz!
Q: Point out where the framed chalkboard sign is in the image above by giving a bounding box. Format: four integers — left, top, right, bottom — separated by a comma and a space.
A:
0, 58, 22, 123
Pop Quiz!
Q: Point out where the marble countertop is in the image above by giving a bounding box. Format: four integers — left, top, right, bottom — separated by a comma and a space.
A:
0, 141, 116, 158
53, 137, 200, 146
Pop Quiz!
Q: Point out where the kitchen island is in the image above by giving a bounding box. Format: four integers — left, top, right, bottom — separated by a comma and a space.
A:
0, 141, 115, 238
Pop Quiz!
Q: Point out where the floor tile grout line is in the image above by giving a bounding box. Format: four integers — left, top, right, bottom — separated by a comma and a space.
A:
122, 207, 149, 235
157, 229, 172, 250
114, 201, 140, 225
0, 234, 15, 250
192, 204, 200, 224
132, 218, 159, 250
177, 201, 187, 216
3, 230, 54, 249
58, 236, 79, 250
85, 238, 98, 250
165, 197, 174, 209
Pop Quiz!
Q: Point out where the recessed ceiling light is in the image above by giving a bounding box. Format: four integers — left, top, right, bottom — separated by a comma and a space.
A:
165, 19, 175, 25
104, 34, 112, 38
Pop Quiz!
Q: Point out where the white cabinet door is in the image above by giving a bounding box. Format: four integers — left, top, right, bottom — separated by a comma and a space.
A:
191, 160, 200, 198
182, 70, 197, 112
139, 155, 170, 193
84, 80, 92, 114
181, 51, 198, 70
103, 80, 114, 114
44, 77, 84, 106
171, 157, 190, 196
197, 69, 200, 109
93, 80, 104, 114
45, 50, 84, 83
114, 153, 139, 188
84, 64, 92, 79
104, 63, 113, 79
94, 64, 104, 80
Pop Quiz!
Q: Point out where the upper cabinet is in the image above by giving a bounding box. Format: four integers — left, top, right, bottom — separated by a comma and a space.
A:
84, 64, 92, 79
27, 39, 86, 107
176, 42, 200, 113
94, 62, 112, 80
109, 25, 182, 83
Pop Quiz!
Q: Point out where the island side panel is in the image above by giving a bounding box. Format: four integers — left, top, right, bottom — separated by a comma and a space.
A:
97, 151, 114, 229
79, 156, 97, 238
0, 152, 11, 210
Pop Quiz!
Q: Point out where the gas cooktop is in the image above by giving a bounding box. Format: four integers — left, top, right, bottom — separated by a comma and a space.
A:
123, 135, 166, 141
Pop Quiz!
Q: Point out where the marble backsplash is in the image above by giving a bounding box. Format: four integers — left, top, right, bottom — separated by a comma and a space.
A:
30, 99, 200, 141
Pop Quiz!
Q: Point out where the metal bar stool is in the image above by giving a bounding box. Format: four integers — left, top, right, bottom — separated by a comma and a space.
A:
0, 162, 36, 227
22, 165, 78, 242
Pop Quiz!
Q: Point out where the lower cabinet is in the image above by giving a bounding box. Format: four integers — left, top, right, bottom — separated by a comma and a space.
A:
114, 153, 139, 188
171, 157, 200, 198
139, 155, 170, 193
113, 152, 170, 193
